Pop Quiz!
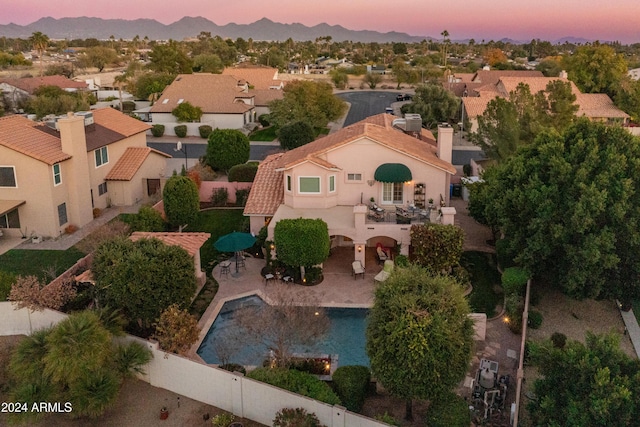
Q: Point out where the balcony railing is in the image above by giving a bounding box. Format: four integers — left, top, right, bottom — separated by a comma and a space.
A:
365, 205, 439, 225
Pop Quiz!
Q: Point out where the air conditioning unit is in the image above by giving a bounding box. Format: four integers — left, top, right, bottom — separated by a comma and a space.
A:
404, 114, 422, 132
75, 111, 94, 126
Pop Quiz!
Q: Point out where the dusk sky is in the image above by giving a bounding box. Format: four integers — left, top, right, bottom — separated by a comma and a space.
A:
1, 0, 639, 43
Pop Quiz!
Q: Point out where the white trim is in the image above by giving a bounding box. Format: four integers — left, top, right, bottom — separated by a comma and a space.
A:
95, 146, 109, 168
0, 165, 17, 188
381, 182, 404, 205
52, 163, 62, 186
298, 176, 321, 194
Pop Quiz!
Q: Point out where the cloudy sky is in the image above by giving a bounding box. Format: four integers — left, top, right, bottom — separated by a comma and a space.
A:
1, 0, 639, 43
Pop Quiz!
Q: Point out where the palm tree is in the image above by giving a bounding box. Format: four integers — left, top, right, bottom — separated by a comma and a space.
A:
8, 328, 51, 384
68, 370, 120, 418
113, 73, 130, 112
29, 31, 49, 76
441, 29, 450, 67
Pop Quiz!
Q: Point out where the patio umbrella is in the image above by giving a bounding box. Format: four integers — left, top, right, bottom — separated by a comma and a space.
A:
214, 232, 256, 273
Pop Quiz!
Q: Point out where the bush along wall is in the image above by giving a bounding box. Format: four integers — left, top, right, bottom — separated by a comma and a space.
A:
174, 125, 187, 138
151, 124, 165, 137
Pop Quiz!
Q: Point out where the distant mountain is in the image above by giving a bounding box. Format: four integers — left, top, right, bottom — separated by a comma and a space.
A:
0, 16, 433, 43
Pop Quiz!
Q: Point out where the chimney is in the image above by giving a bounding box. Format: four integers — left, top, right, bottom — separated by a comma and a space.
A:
437, 123, 453, 164
559, 70, 568, 79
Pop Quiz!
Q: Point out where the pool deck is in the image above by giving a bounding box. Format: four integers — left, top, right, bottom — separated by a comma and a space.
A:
189, 246, 380, 361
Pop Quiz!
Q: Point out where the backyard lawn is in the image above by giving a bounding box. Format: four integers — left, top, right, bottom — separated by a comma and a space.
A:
0, 248, 85, 280
460, 251, 502, 317
249, 126, 278, 141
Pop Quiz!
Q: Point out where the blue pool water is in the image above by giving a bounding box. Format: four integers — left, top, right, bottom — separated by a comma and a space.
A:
197, 295, 370, 367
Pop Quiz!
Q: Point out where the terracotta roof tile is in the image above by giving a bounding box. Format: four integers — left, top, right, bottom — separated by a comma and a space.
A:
129, 232, 211, 257
0, 75, 88, 94
0, 115, 71, 165
576, 93, 630, 119
251, 89, 284, 106
221, 66, 283, 90
91, 107, 151, 137
150, 74, 254, 114
105, 147, 170, 181
462, 96, 499, 118
244, 153, 285, 216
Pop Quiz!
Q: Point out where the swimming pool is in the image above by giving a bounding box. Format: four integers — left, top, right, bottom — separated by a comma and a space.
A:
197, 295, 370, 367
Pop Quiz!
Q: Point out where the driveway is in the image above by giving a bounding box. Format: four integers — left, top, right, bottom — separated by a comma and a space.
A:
336, 91, 406, 126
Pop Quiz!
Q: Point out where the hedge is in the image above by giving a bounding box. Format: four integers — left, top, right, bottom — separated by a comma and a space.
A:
331, 365, 370, 412
174, 125, 187, 138
247, 368, 340, 405
502, 267, 529, 296
151, 124, 165, 137
425, 392, 471, 427
228, 163, 258, 182
198, 125, 213, 139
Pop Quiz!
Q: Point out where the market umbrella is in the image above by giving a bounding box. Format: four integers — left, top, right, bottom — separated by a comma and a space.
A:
214, 232, 256, 273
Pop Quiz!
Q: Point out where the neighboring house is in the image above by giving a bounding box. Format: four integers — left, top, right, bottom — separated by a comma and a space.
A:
149, 73, 257, 135
129, 232, 211, 284
244, 113, 458, 267
0, 108, 169, 239
221, 66, 285, 117
462, 75, 630, 132
0, 75, 88, 112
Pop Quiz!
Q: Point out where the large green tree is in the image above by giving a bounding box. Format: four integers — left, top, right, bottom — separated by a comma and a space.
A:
563, 42, 628, 98
268, 80, 346, 129
205, 128, 250, 173
79, 46, 118, 72
92, 238, 197, 331
26, 85, 91, 118
400, 82, 459, 128
162, 175, 200, 231
148, 40, 192, 74
473, 119, 640, 302
274, 218, 330, 270
8, 310, 151, 423
130, 72, 175, 101
410, 223, 464, 272
278, 120, 315, 150
366, 265, 474, 420
528, 332, 640, 426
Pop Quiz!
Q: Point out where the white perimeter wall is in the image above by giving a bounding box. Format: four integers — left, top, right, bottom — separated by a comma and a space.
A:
0, 302, 389, 427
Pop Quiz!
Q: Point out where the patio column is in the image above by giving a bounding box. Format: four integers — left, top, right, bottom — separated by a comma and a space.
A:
354, 241, 366, 267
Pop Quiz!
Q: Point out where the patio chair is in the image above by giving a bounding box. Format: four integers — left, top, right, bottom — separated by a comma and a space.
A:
219, 261, 231, 278
352, 260, 365, 279
376, 243, 389, 265
374, 260, 394, 283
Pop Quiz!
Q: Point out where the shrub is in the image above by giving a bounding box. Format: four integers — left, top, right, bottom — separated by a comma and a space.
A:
151, 124, 165, 137
463, 163, 472, 177
92, 208, 102, 218
394, 254, 409, 267
426, 392, 471, 427
0, 271, 17, 301
502, 267, 529, 296
211, 413, 235, 427
495, 238, 516, 268
198, 125, 213, 139
174, 124, 187, 138
205, 129, 250, 174
258, 114, 270, 127
374, 413, 400, 426
219, 363, 247, 375
273, 408, 325, 427
191, 162, 217, 181
228, 163, 258, 182
505, 293, 524, 334
331, 365, 370, 412
210, 187, 229, 207
129, 205, 165, 232
171, 101, 202, 122
121, 100, 136, 113
235, 189, 250, 207
247, 368, 340, 405
65, 224, 78, 234
278, 121, 315, 150
528, 310, 543, 329
410, 223, 464, 272
551, 332, 567, 349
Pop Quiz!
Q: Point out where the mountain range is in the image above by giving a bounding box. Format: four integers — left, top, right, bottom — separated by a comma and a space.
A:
0, 16, 592, 45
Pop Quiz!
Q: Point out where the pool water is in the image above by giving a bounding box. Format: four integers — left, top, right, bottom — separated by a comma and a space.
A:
197, 295, 370, 367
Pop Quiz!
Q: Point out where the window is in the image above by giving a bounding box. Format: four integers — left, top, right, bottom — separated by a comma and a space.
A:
347, 173, 362, 181
95, 146, 109, 167
286, 175, 292, 192
329, 175, 336, 193
98, 182, 108, 196
382, 182, 403, 204
57, 203, 68, 226
52, 163, 62, 186
0, 208, 20, 229
298, 177, 320, 194
0, 166, 17, 187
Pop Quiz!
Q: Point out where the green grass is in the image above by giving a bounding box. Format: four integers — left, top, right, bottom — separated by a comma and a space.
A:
0, 248, 86, 281
249, 126, 278, 141
460, 251, 502, 317
187, 208, 247, 273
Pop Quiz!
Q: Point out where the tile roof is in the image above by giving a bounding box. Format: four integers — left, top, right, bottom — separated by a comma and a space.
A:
470, 70, 544, 85
251, 88, 284, 106
576, 93, 630, 119
462, 96, 500, 119
150, 74, 254, 114
274, 114, 454, 174
105, 147, 171, 181
221, 66, 283, 90
92, 107, 151, 137
0, 75, 88, 94
244, 153, 285, 216
129, 232, 211, 257
0, 115, 71, 165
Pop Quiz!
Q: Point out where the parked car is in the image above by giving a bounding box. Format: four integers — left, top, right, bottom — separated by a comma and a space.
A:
396, 94, 412, 101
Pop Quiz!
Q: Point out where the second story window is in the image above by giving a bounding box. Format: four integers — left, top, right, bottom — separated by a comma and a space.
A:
347, 173, 362, 181
0, 166, 17, 187
95, 146, 109, 168
298, 176, 320, 194
52, 163, 62, 186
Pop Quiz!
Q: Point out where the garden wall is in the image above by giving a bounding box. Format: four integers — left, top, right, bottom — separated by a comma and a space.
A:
0, 303, 388, 427
200, 182, 252, 204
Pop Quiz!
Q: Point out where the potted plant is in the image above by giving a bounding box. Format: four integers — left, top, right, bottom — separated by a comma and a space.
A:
160, 406, 168, 420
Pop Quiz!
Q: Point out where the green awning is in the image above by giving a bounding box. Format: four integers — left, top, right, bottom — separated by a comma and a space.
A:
374, 163, 412, 183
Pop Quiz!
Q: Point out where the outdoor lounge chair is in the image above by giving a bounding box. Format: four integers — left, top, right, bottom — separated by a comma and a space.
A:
374, 260, 394, 283
376, 243, 389, 264
352, 260, 365, 279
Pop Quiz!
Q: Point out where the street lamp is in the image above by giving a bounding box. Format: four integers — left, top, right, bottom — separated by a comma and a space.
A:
174, 140, 188, 172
